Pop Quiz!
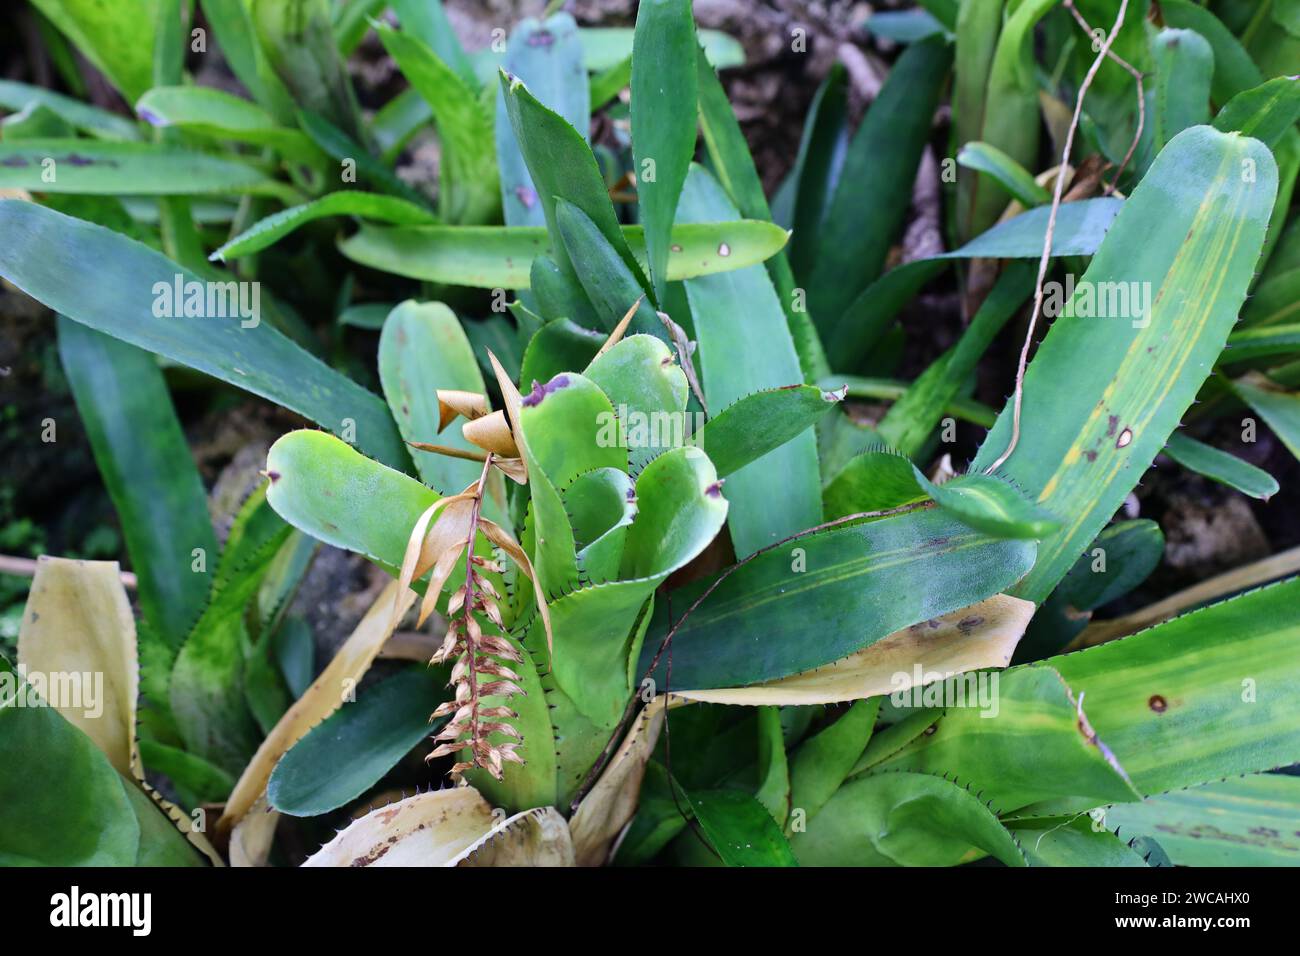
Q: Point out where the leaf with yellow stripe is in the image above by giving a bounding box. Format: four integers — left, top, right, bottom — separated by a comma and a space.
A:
971, 126, 1278, 602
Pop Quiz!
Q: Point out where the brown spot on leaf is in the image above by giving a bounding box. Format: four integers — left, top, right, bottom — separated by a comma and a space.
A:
1148, 694, 1167, 713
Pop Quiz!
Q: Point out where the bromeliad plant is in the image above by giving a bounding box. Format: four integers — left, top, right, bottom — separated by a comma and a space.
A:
4, 0, 1300, 867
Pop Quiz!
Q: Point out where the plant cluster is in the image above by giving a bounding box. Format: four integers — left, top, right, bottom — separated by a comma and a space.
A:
1, 0, 1299, 868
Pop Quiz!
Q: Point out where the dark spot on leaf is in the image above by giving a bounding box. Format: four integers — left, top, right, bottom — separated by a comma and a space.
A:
0, 157, 29, 167
514, 185, 537, 209
64, 154, 98, 167
527, 29, 555, 47
1106, 414, 1119, 437
1084, 450, 1097, 462
266, 471, 281, 482
1148, 694, 1167, 713
522, 374, 570, 407
705, 480, 724, 498
957, 616, 984, 634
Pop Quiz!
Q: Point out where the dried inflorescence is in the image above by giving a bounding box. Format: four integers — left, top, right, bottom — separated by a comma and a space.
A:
428, 554, 528, 780
398, 350, 554, 783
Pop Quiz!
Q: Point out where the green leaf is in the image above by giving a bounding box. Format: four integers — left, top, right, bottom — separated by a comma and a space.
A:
952, 0, 1002, 242
200, 0, 296, 121
695, 384, 843, 479
0, 200, 410, 471
961, 0, 1054, 238
0, 658, 140, 865
619, 446, 729, 582
500, 70, 648, 290
754, 706, 791, 825
31, 0, 156, 101
631, 0, 697, 302
792, 771, 1025, 867
264, 430, 437, 575
1161, 1, 1264, 105
876, 261, 1036, 457
171, 489, 290, 775
679, 166, 822, 557
555, 200, 663, 336
583, 334, 689, 471
337, 218, 788, 289
905, 577, 1300, 816
519, 372, 624, 594
57, 319, 217, 661
789, 698, 881, 825
1010, 816, 1150, 867
971, 126, 1278, 603
827, 197, 1122, 369
589, 54, 630, 111
378, 301, 490, 494
832, 379, 993, 429
212, 191, 437, 260
541, 446, 728, 726
268, 666, 449, 817
134, 85, 322, 162
1233, 374, 1300, 461
956, 142, 1051, 208
0, 79, 140, 140
786, 64, 848, 283
640, 507, 1035, 690
520, 317, 605, 388
578, 26, 743, 73
1150, 29, 1215, 153
1242, 267, 1300, 326
1163, 432, 1278, 500
566, 467, 637, 583
686, 789, 799, 867
915, 470, 1061, 541
694, 46, 828, 383
252, 0, 362, 140
1223, 322, 1300, 361
494, 14, 589, 228
139, 738, 237, 806
823, 449, 928, 519
1214, 76, 1300, 148
1104, 774, 1300, 866
0, 140, 296, 200
875, 665, 1141, 812
297, 108, 427, 206
390, 0, 475, 87
865, 9, 949, 43
1016, 519, 1164, 662
375, 21, 498, 225
808, 35, 952, 330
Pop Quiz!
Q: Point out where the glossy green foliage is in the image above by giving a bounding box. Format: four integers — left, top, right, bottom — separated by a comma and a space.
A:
58, 320, 217, 677
268, 667, 449, 817
0, 201, 410, 471
640, 507, 1035, 690
972, 127, 1277, 603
